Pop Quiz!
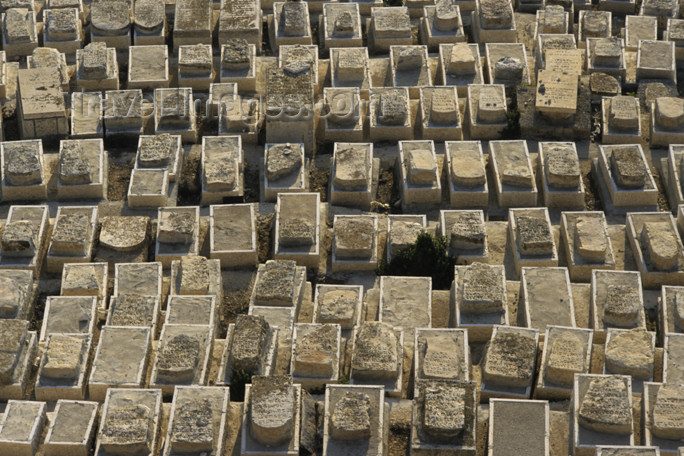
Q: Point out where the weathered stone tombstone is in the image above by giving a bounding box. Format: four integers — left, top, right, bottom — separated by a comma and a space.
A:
90, 0, 131, 49
596, 144, 658, 212
350, 322, 404, 396
241, 376, 301, 455
572, 374, 635, 455
587, 38, 626, 79
591, 270, 646, 343
534, 5, 569, 36
472, 0, 516, 43
201, 135, 244, 204
208, 82, 237, 119
0, 400, 45, 455
128, 45, 170, 90
439, 210, 488, 263
534, 33, 578, 73
379, 276, 432, 331
313, 284, 363, 330
329, 142, 375, 210
624, 15, 656, 51
439, 43, 483, 95
332, 215, 379, 272
660, 286, 684, 344
508, 207, 558, 275
128, 168, 172, 208
664, 333, 684, 384
263, 142, 308, 202
420, 0, 465, 49
218, 89, 263, 142
413, 328, 470, 384
0, 320, 37, 399
578, 10, 611, 44
27, 47, 69, 91
560, 211, 616, 282
76, 42, 119, 91
330, 47, 372, 97
323, 87, 364, 142
88, 326, 151, 401
165, 296, 217, 333
35, 333, 91, 400
270, 1, 312, 52
488, 399, 549, 456
466, 84, 508, 140
665, 19, 684, 68
389, 45, 433, 98
56, 139, 107, 200
651, 97, 684, 147
538, 141, 585, 208
321, 3, 363, 49
602, 95, 642, 144
71, 92, 104, 138
106, 293, 160, 332
96, 217, 151, 267
419, 86, 462, 140
603, 328, 656, 391
535, 325, 593, 399
386, 214, 425, 262
323, 385, 387, 456
452, 262, 509, 342
532, 70, 580, 139
104, 89, 145, 137
443, 141, 487, 207
369, 87, 413, 141
40, 296, 97, 342
220, 39, 257, 91
481, 325, 539, 399
219, 0, 262, 53
178, 44, 214, 91
1, 8, 38, 57
596, 446, 660, 456
641, 382, 684, 454
626, 212, 684, 287
173, 0, 212, 48
398, 140, 441, 210
133, 0, 166, 45
485, 43, 531, 87
43, 399, 98, 456
155, 206, 200, 267
290, 323, 341, 388
368, 7, 412, 53
209, 203, 258, 268
135, 133, 182, 182
0, 269, 35, 320
46, 206, 98, 273
17, 68, 69, 139
60, 262, 108, 317
154, 87, 198, 143
0, 205, 47, 272
249, 259, 307, 308
162, 385, 230, 456
519, 266, 576, 332
95, 388, 162, 455
43, 7, 82, 54
170, 256, 222, 299
274, 192, 321, 268
637, 40, 676, 84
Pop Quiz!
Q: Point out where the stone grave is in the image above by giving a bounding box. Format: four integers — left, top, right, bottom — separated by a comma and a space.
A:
665, 19, 684, 67
0, 269, 35, 320
350, 322, 404, 397
178, 44, 214, 91
660, 286, 684, 343
642, 382, 684, 454
135, 134, 182, 182
466, 84, 508, 140
508, 208, 558, 275
128, 45, 170, 90
452, 262, 509, 342
249, 259, 306, 308
43, 8, 82, 54
624, 16, 657, 51
313, 284, 363, 330
389, 45, 432, 98
106, 294, 160, 331
104, 90, 145, 137
61, 262, 108, 315
420, 0, 466, 49
71, 92, 104, 138
173, 0, 212, 48
386, 214, 425, 262
439, 43, 484, 95
95, 388, 162, 456
201, 135, 244, 204
155, 206, 200, 267
439, 210, 488, 263
46, 206, 98, 273
0, 320, 37, 399
43, 400, 98, 456
162, 386, 230, 456
40, 296, 97, 341
591, 270, 646, 342
90, 0, 131, 49
534, 5, 569, 36
329, 142, 375, 210
332, 215, 379, 272
443, 141, 487, 207
88, 326, 151, 401
398, 140, 441, 210
323, 385, 387, 456
602, 95, 642, 144
56, 139, 107, 200
411, 379, 477, 455
220, 40, 257, 92
637, 40, 676, 84
560, 211, 616, 282
488, 399, 549, 456
481, 325, 539, 399
534, 33, 578, 73
209, 203, 258, 268
241, 376, 301, 455
379, 276, 432, 331
595, 144, 658, 212
519, 267, 575, 332
538, 141, 584, 208
218, 314, 278, 386
413, 328, 470, 384
472, 0, 516, 43
322, 87, 364, 142
321, 3, 363, 49
165, 296, 217, 333
485, 43, 530, 87
368, 7, 412, 53
17, 68, 68, 139
664, 333, 684, 384
27, 48, 69, 91
651, 97, 684, 147
76, 42, 119, 91
96, 217, 150, 267
330, 48, 372, 97
578, 11, 611, 44
218, 91, 262, 142
626, 212, 684, 287
208, 82, 237, 119
218, 0, 262, 52
154, 88, 197, 143
150, 323, 214, 394
587, 38, 626, 79
572, 374, 635, 455
263, 142, 308, 202
535, 325, 593, 399
0, 205, 48, 272
128, 168, 172, 208
290, 323, 342, 388
35, 333, 91, 400
419, 86, 462, 140
596, 447, 660, 456
170, 255, 222, 299
0, 400, 45, 455
274, 192, 321, 269
604, 328, 656, 390
270, 1, 312, 51
1, 8, 38, 57
369, 87, 413, 141
133, 0, 166, 45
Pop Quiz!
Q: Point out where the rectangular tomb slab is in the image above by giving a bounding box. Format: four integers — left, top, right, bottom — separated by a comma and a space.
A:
43, 400, 98, 456
96, 216, 150, 268
379, 276, 432, 331
329, 142, 375, 210
420, 86, 463, 141
0, 204, 49, 272
104, 90, 144, 137
490, 140, 538, 208
560, 211, 616, 282
350, 322, 404, 397
71, 92, 103, 138
368, 87, 413, 142
274, 192, 321, 269
106, 294, 160, 331
604, 329, 655, 390
330, 48, 372, 97
389, 45, 432, 98
519, 267, 575, 332
0, 269, 34, 320
209, 203, 258, 268
508, 208, 558, 275
664, 333, 684, 384
467, 84, 509, 141
313, 284, 363, 330
46, 206, 98, 273
88, 326, 151, 401
414, 328, 470, 385
95, 388, 162, 456
332, 215, 378, 272
0, 400, 46, 456
163, 386, 230, 456
323, 385, 387, 456
642, 382, 684, 454
535, 325, 593, 400
0, 320, 37, 400
250, 259, 307, 308
0, 139, 47, 201
602, 96, 642, 145
40, 296, 97, 342
387, 215, 425, 262
263, 143, 308, 203
322, 87, 363, 142
113, 261, 162, 297
165, 295, 217, 333
660, 286, 684, 344
201, 135, 244, 204
170, 256, 222, 299
596, 144, 659, 212
439, 43, 484, 96
291, 323, 342, 389
35, 333, 91, 401
440, 210, 488, 263
155, 206, 200, 268
128, 45, 169, 90
56, 139, 106, 200
127, 168, 171, 208
399, 139, 442, 209
444, 141, 488, 208
136, 134, 182, 182
591, 270, 646, 343
488, 399, 549, 456
538, 141, 585, 209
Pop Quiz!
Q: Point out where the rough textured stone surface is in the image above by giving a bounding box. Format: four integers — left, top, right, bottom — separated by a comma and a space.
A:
334, 146, 368, 190
267, 144, 301, 181
59, 143, 92, 185
42, 334, 84, 380
231, 315, 270, 378
178, 256, 210, 294
421, 382, 467, 441
479, 0, 512, 29
170, 398, 213, 452
254, 260, 298, 305
461, 263, 505, 314
331, 392, 371, 440
0, 276, 27, 319
293, 325, 337, 377
603, 285, 641, 327
4, 143, 41, 186
280, 218, 315, 247
0, 320, 28, 385
110, 294, 157, 327
158, 211, 195, 244
421, 335, 460, 380
450, 213, 486, 250
652, 384, 684, 440
655, 97, 684, 130
335, 217, 374, 259
1, 220, 36, 255
318, 289, 357, 326
610, 147, 646, 189
250, 376, 295, 446
605, 330, 654, 379
352, 322, 399, 380
516, 215, 554, 256
546, 147, 580, 188
52, 213, 90, 255
640, 222, 680, 271
100, 403, 153, 454
99, 216, 148, 252
407, 149, 436, 185
578, 376, 632, 435
482, 330, 537, 388
574, 218, 607, 262
545, 332, 586, 386
378, 91, 408, 126
495, 57, 523, 81
157, 334, 201, 383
